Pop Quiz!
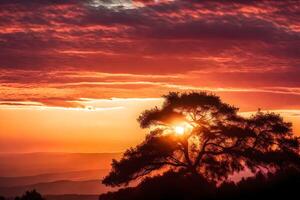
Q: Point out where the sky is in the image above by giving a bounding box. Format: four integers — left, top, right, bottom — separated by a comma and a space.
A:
0, 0, 299, 153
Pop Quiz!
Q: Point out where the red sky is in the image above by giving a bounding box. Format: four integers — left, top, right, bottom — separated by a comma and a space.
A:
0, 0, 299, 153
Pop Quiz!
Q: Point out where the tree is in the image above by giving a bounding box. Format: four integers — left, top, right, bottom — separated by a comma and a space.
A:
15, 190, 44, 200
102, 92, 300, 186
100, 167, 300, 200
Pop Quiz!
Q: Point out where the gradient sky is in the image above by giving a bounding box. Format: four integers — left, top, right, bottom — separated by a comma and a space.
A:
0, 0, 299, 153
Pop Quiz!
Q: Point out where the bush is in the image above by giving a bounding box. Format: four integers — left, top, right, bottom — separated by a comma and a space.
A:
100, 168, 300, 200
15, 190, 44, 200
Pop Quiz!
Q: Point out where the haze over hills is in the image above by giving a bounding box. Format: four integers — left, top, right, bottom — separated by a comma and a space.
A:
0, 152, 121, 197
6, 195, 99, 200
45, 195, 99, 200
0, 169, 108, 187
0, 179, 113, 196
0, 152, 121, 176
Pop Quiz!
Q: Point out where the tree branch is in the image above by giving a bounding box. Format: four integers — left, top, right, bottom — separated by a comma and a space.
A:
182, 140, 193, 168
167, 155, 187, 166
150, 161, 188, 167
194, 138, 210, 167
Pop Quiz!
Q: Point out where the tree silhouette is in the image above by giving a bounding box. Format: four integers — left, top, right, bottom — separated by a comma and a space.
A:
15, 190, 44, 200
100, 167, 300, 200
103, 92, 300, 186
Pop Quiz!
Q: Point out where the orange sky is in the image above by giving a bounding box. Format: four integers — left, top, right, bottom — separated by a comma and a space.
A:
0, 0, 299, 153
0, 97, 299, 153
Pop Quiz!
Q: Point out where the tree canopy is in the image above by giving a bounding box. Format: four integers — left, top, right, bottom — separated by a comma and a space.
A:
15, 190, 44, 200
100, 167, 300, 200
103, 92, 300, 187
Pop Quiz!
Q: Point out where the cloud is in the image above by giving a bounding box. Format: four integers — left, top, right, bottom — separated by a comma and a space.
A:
0, 0, 299, 109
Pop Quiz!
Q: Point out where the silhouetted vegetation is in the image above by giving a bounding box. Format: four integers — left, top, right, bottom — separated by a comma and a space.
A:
103, 92, 299, 186
99, 167, 300, 200
0, 196, 5, 200
15, 190, 44, 200
101, 92, 300, 199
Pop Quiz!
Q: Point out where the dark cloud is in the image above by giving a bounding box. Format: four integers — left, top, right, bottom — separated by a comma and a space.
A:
0, 0, 299, 99
136, 16, 298, 42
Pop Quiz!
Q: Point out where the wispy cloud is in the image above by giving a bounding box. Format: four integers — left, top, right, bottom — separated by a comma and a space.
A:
0, 0, 299, 110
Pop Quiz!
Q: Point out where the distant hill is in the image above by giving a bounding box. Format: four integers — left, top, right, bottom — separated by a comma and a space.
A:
0, 179, 116, 196
45, 194, 99, 200
0, 169, 108, 187
6, 194, 99, 200
0, 152, 121, 197
0, 152, 121, 176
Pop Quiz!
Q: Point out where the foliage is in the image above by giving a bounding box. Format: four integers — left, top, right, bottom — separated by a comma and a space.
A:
103, 92, 300, 186
99, 167, 300, 200
15, 190, 44, 200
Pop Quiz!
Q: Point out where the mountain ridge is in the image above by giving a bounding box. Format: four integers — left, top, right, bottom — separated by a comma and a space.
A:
0, 179, 114, 196
0, 169, 109, 187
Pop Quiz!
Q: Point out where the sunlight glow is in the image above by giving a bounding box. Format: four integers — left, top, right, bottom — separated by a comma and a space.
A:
174, 126, 185, 135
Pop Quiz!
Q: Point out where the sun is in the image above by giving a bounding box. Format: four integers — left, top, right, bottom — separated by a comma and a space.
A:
174, 126, 185, 135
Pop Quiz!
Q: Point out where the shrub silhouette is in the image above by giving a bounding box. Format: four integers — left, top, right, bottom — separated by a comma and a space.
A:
99, 167, 300, 200
15, 190, 44, 200
100, 170, 216, 200
103, 92, 300, 187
